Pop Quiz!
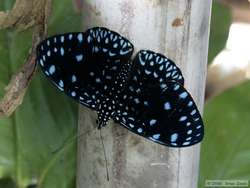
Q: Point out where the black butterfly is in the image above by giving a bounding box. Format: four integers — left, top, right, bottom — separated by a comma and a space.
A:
36, 27, 204, 147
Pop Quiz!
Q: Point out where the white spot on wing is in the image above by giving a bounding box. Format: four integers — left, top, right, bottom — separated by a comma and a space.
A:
179, 92, 188, 99
145, 70, 151, 75
188, 101, 193, 107
171, 133, 178, 142
71, 91, 76, 97
174, 84, 180, 91
69, 34, 73, 40
166, 72, 171, 78
39, 60, 44, 66
182, 142, 190, 146
76, 54, 83, 62
153, 134, 160, 140
134, 98, 140, 104
106, 75, 112, 80
179, 116, 187, 122
161, 84, 167, 88
59, 80, 64, 88
137, 128, 143, 133
109, 51, 116, 57
159, 65, 164, 71
194, 118, 200, 122
164, 102, 171, 110
129, 123, 134, 128
154, 72, 158, 78
196, 125, 202, 129
77, 33, 83, 42
61, 36, 65, 43
49, 65, 55, 75
72, 75, 77, 82
190, 109, 196, 116
120, 49, 131, 55
96, 78, 101, 83
149, 119, 157, 126
60, 47, 64, 56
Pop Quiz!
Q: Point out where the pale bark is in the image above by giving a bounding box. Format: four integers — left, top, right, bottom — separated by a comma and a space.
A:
77, 1, 211, 188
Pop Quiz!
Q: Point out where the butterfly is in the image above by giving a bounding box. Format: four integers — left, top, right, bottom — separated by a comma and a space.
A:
36, 27, 204, 147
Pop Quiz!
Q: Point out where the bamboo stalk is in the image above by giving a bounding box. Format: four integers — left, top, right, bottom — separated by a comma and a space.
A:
77, 1, 212, 187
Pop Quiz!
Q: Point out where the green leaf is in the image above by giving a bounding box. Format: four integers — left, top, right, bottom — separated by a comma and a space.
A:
199, 81, 250, 187
199, 2, 250, 186
208, 2, 231, 63
0, 1, 81, 188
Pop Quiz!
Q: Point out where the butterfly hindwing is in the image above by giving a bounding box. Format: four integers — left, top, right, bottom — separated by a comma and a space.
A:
112, 50, 202, 147
113, 81, 203, 147
36, 27, 134, 109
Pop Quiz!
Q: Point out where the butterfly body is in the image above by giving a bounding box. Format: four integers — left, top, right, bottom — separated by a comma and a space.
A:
36, 27, 204, 147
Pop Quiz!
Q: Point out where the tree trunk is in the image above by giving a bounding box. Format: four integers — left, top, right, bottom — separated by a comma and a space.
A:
77, 1, 212, 188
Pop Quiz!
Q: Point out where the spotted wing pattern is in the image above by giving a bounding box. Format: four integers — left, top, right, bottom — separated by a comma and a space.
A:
36, 27, 134, 109
113, 51, 203, 147
133, 50, 184, 86
36, 27, 204, 147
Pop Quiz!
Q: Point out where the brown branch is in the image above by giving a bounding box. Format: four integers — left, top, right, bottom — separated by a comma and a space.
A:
0, 54, 36, 117
0, 0, 52, 117
0, 0, 51, 31
73, 0, 84, 13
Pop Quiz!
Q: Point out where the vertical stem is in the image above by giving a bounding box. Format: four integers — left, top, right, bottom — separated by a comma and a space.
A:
77, 0, 212, 187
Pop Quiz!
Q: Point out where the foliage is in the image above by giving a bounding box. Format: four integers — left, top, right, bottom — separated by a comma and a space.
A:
199, 82, 250, 187
199, 2, 250, 187
208, 2, 231, 63
0, 0, 81, 187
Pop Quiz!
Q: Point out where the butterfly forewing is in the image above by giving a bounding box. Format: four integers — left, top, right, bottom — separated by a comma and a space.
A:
36, 27, 134, 109
132, 50, 184, 87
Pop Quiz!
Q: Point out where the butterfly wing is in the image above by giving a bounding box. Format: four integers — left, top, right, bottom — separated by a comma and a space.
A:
132, 50, 184, 86
113, 81, 203, 147
36, 27, 134, 109
113, 51, 203, 147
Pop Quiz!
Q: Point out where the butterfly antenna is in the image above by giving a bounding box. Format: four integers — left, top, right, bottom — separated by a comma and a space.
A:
52, 127, 94, 154
99, 129, 110, 181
